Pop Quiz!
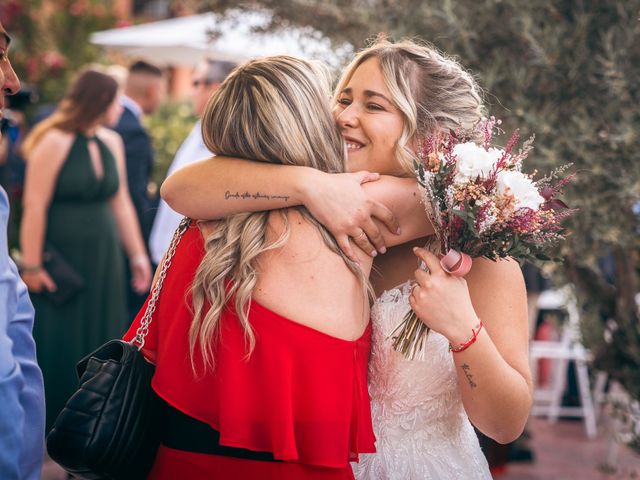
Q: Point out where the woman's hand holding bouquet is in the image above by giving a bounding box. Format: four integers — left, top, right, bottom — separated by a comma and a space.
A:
391, 117, 576, 359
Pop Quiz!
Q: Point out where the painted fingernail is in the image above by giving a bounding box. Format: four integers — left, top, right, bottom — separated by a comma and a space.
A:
370, 250, 378, 257
412, 247, 418, 252
379, 246, 387, 254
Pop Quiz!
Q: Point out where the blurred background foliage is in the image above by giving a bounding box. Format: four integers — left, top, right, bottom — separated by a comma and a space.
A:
145, 101, 198, 185
192, 0, 640, 409
1, 0, 117, 103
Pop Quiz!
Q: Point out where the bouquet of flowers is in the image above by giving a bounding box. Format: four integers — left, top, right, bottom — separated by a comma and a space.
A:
390, 117, 576, 359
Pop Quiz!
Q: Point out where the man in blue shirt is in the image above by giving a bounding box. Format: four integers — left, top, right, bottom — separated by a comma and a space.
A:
0, 22, 46, 480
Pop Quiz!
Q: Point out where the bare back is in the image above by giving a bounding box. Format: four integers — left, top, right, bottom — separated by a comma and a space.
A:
252, 208, 372, 341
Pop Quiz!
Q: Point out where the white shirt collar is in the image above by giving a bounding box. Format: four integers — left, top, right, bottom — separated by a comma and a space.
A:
120, 95, 143, 119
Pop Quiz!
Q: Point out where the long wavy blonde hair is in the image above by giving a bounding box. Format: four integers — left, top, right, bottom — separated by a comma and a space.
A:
334, 37, 485, 176
190, 56, 370, 372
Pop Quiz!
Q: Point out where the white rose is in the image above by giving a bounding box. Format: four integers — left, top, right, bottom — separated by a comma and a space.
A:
453, 143, 502, 182
496, 170, 544, 210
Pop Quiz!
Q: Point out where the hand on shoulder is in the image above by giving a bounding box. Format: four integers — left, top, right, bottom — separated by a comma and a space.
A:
305, 170, 400, 260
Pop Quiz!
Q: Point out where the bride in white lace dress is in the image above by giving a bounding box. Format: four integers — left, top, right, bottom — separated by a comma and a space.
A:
354, 282, 492, 479
338, 41, 531, 479
162, 39, 532, 480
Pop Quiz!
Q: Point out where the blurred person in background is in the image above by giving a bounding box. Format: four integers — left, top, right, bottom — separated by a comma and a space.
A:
0, 88, 34, 196
148, 58, 236, 266
113, 60, 164, 320
114, 60, 164, 241
0, 88, 34, 249
0, 22, 45, 480
19, 69, 152, 435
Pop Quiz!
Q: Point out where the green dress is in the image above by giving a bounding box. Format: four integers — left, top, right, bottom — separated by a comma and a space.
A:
31, 133, 127, 431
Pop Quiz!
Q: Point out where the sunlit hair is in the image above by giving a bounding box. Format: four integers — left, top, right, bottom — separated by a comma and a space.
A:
21, 70, 119, 156
334, 37, 484, 175
191, 55, 371, 372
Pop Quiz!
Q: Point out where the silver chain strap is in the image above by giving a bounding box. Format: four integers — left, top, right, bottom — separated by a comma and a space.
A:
132, 217, 191, 350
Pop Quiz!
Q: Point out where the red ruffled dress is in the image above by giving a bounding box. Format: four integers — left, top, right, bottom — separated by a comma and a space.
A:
123, 223, 376, 479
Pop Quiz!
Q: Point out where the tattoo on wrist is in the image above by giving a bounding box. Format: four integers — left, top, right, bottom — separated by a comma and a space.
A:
225, 190, 290, 202
461, 363, 477, 388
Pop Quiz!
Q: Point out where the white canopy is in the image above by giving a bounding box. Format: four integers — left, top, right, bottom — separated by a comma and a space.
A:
90, 11, 351, 68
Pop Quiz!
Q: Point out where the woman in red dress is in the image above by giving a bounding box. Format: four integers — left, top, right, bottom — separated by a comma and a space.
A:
124, 56, 432, 479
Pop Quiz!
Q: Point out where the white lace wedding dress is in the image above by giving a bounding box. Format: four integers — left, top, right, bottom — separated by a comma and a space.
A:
353, 282, 492, 480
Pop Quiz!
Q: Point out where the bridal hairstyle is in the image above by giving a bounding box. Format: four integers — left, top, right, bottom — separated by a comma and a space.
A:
21, 70, 119, 156
190, 55, 371, 371
334, 37, 485, 176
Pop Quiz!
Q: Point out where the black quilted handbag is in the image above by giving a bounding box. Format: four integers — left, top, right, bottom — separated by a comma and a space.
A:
46, 218, 191, 480
47, 341, 161, 479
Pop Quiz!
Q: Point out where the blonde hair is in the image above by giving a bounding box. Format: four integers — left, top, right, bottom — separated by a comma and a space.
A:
334, 37, 484, 175
22, 70, 119, 156
190, 56, 370, 372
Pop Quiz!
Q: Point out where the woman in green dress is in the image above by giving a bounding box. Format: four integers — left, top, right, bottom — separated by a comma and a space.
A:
19, 70, 152, 432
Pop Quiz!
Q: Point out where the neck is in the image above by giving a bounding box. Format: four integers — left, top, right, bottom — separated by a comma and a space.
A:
83, 123, 100, 137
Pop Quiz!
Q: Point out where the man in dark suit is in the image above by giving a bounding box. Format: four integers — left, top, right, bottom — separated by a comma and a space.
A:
113, 60, 164, 320
114, 60, 164, 242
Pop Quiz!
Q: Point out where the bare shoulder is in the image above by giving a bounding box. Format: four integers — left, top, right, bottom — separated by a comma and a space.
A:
466, 257, 527, 332
28, 128, 75, 164
467, 257, 525, 290
37, 128, 75, 149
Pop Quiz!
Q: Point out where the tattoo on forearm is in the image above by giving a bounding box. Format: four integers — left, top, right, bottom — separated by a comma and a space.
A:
224, 190, 290, 202
461, 363, 478, 388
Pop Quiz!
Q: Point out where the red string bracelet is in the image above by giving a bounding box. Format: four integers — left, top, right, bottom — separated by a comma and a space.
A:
449, 319, 484, 353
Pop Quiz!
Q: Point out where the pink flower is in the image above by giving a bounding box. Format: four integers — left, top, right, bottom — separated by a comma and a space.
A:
43, 52, 66, 73
453, 142, 502, 182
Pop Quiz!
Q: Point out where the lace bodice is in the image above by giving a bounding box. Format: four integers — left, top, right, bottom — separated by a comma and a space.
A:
353, 282, 491, 479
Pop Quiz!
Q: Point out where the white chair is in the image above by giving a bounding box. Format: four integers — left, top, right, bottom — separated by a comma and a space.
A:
529, 286, 603, 439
